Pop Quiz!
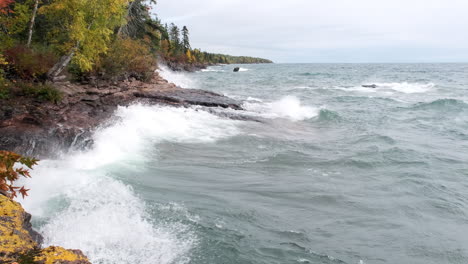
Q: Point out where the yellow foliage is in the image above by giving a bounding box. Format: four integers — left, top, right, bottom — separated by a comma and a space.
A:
98, 37, 156, 80
186, 50, 193, 63
39, 0, 130, 72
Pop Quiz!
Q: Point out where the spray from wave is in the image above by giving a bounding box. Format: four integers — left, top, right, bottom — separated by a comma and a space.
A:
243, 96, 319, 121
19, 104, 242, 264
157, 65, 196, 88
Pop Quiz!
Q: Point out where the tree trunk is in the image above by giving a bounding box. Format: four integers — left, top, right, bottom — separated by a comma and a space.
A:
47, 50, 75, 81
26, 0, 39, 47
117, 0, 137, 36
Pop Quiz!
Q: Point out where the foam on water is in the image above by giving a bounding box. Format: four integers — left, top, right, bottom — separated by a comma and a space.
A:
19, 104, 243, 264
243, 96, 319, 121
200, 67, 225, 73
157, 65, 196, 88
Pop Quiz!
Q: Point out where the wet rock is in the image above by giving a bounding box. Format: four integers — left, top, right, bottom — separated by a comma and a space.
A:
233, 67, 240, 72
362, 84, 378, 88
135, 88, 243, 110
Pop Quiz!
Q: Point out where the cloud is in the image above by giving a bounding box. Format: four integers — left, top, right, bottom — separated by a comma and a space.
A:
155, 0, 468, 62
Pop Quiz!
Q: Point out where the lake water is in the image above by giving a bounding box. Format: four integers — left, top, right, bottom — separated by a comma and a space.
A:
20, 63, 468, 264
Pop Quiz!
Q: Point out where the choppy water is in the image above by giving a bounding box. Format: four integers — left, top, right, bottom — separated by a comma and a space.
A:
19, 64, 468, 264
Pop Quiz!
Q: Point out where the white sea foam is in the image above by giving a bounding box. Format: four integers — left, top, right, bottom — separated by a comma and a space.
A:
238, 67, 249, 72
19, 104, 242, 264
243, 96, 319, 121
200, 67, 225, 72
72, 104, 241, 169
157, 65, 196, 88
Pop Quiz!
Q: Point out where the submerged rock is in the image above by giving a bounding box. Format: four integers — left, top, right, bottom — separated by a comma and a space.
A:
0, 195, 91, 264
362, 84, 378, 88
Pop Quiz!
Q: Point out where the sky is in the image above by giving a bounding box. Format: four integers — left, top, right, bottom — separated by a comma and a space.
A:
154, 0, 468, 63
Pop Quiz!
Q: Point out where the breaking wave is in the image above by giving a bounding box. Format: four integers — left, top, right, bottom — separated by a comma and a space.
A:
19, 104, 243, 264
243, 96, 319, 121
157, 65, 196, 88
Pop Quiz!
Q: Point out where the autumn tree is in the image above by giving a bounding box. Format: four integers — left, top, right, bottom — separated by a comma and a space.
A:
0, 151, 38, 199
40, 0, 130, 79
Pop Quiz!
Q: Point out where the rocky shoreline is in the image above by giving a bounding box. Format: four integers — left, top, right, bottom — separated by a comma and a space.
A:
0, 72, 245, 158
0, 70, 251, 263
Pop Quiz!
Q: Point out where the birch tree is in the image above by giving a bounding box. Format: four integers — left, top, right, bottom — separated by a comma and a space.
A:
40, 0, 129, 79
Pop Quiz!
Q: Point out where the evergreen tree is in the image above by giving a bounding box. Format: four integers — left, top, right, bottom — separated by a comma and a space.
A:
182, 26, 190, 52
169, 23, 180, 53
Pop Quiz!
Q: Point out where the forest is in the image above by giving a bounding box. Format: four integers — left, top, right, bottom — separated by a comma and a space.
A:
0, 0, 272, 96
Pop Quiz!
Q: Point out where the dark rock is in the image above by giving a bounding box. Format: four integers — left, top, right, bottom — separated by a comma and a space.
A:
362, 84, 378, 88
135, 88, 243, 110
233, 67, 240, 72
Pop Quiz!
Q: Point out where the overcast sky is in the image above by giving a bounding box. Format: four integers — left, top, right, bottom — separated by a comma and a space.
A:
155, 0, 468, 63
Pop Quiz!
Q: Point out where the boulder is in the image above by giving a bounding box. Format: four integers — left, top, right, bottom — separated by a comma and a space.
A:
233, 67, 240, 72
0, 195, 91, 264
362, 84, 378, 88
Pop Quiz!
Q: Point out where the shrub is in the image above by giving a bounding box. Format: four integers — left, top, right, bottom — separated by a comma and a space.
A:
3, 45, 58, 82
0, 151, 38, 199
0, 80, 11, 99
97, 38, 157, 81
0, 54, 9, 99
19, 82, 62, 103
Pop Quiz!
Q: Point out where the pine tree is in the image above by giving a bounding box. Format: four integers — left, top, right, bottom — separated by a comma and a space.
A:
182, 26, 190, 52
169, 23, 180, 53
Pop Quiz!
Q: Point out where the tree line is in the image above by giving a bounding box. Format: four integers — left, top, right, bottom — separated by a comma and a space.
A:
0, 0, 272, 88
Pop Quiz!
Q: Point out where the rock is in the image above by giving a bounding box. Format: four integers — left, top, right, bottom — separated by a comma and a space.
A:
0, 195, 92, 264
34, 246, 91, 264
233, 67, 240, 72
362, 84, 378, 88
135, 88, 243, 110
0, 195, 41, 262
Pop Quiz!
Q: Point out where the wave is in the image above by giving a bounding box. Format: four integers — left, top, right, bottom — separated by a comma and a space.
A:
337, 82, 434, 94
317, 109, 342, 122
410, 98, 468, 111
157, 65, 196, 88
19, 104, 243, 264
242, 96, 319, 121
238, 67, 249, 72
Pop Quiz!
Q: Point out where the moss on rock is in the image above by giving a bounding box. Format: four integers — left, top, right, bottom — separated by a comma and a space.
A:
0, 195, 91, 264
0, 195, 39, 262
34, 246, 90, 264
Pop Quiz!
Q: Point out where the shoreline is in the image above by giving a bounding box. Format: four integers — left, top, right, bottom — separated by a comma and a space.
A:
0, 69, 246, 158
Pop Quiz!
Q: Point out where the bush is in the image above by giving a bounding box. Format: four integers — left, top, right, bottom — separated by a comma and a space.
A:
19, 82, 62, 103
97, 38, 157, 81
0, 151, 38, 199
0, 54, 9, 99
3, 45, 58, 82
0, 80, 11, 99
